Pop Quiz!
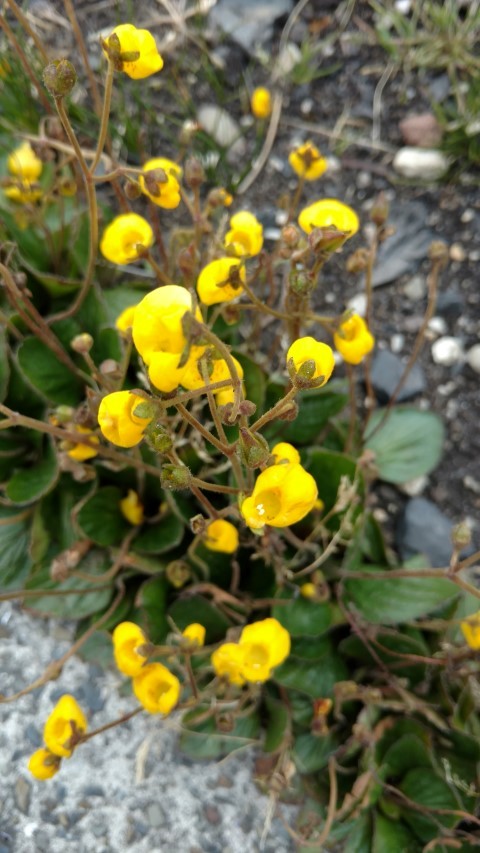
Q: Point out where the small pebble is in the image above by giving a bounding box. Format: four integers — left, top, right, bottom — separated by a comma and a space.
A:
390, 333, 405, 353
461, 209, 475, 223
393, 147, 450, 180
399, 476, 429, 497
466, 344, 480, 374
403, 275, 426, 301
427, 316, 448, 336
346, 293, 367, 317
449, 243, 466, 262
431, 336, 464, 366
300, 98, 313, 115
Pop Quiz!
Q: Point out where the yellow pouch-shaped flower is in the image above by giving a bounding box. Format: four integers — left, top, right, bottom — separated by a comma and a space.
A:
120, 490, 144, 526
8, 141, 42, 181
224, 211, 263, 258
461, 611, 480, 650
241, 462, 318, 529
43, 695, 87, 758
132, 284, 202, 364
239, 617, 291, 682
289, 141, 327, 181
251, 87, 272, 119
211, 642, 246, 686
100, 213, 154, 265
204, 519, 239, 554
139, 157, 182, 209
132, 663, 181, 714
287, 336, 335, 387
98, 391, 153, 448
182, 623, 206, 647
271, 442, 300, 465
197, 257, 245, 306
104, 24, 163, 79
112, 621, 149, 676
66, 426, 99, 462
298, 198, 359, 237
334, 314, 374, 365
28, 748, 61, 781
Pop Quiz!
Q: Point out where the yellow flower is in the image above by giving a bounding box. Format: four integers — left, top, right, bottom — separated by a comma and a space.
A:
287, 337, 335, 387
239, 617, 290, 682
251, 87, 272, 119
196, 258, 245, 306
43, 695, 87, 758
8, 141, 42, 181
120, 489, 144, 525
225, 211, 263, 258
4, 141, 43, 204
241, 462, 318, 529
98, 391, 153, 448
112, 621, 149, 676
181, 351, 244, 406
204, 519, 239, 554
211, 643, 246, 686
104, 24, 163, 79
132, 285, 204, 393
28, 748, 61, 781
461, 611, 480, 650
300, 582, 316, 599
66, 426, 99, 462
100, 213, 154, 265
298, 198, 359, 237
139, 157, 182, 209
132, 663, 181, 714
271, 442, 301, 465
182, 623, 206, 647
115, 305, 137, 333
289, 141, 327, 181
334, 314, 375, 365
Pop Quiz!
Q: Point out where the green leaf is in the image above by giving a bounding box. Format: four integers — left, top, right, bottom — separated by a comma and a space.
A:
133, 514, 184, 555
373, 813, 418, 853
344, 565, 458, 625
135, 576, 169, 644
102, 287, 146, 325
76, 486, 128, 547
266, 382, 348, 444
305, 448, 359, 515
399, 767, 460, 842
272, 590, 332, 637
179, 709, 260, 760
235, 352, 266, 413
25, 549, 113, 619
364, 407, 445, 484
381, 735, 433, 779
0, 327, 10, 401
5, 438, 59, 505
168, 595, 231, 643
264, 695, 290, 754
344, 811, 372, 853
293, 733, 338, 773
274, 643, 349, 697
0, 505, 32, 589
76, 630, 115, 668
17, 337, 83, 405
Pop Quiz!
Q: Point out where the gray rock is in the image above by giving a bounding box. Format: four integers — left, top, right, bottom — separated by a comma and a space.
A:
146, 802, 165, 828
25, 723, 42, 747
436, 290, 465, 321
397, 497, 473, 567
197, 104, 246, 162
14, 777, 31, 815
373, 202, 433, 286
370, 350, 426, 403
209, 0, 294, 54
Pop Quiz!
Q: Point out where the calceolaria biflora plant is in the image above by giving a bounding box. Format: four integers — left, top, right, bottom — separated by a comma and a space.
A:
1, 7, 479, 850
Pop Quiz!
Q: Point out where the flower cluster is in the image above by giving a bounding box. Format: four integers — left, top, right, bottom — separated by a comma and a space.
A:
112, 621, 181, 714
212, 618, 290, 685
28, 695, 87, 780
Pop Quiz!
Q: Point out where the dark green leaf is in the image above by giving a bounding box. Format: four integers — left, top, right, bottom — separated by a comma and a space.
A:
344, 565, 458, 625
0, 327, 10, 401
133, 514, 184, 555
373, 813, 418, 853
6, 438, 59, 504
0, 505, 32, 589
344, 811, 372, 853
102, 287, 146, 326
266, 383, 348, 444
381, 735, 433, 779
272, 590, 332, 637
76, 486, 128, 547
17, 337, 83, 404
135, 576, 169, 644
364, 407, 445, 484
400, 767, 460, 842
179, 709, 260, 760
264, 695, 290, 753
274, 644, 349, 697
169, 595, 231, 643
25, 549, 113, 619
293, 733, 338, 773
305, 448, 359, 515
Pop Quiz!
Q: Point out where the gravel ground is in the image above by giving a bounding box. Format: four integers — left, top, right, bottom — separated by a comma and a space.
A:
0, 604, 295, 853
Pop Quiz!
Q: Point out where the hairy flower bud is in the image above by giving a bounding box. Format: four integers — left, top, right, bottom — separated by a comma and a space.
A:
43, 60, 77, 98
70, 333, 94, 354
166, 560, 191, 588
238, 428, 271, 469
184, 156, 205, 189
370, 191, 389, 227
160, 464, 192, 490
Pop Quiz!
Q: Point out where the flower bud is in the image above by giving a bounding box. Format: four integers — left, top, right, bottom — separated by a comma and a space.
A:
277, 400, 298, 421
124, 179, 142, 200
43, 60, 77, 98
238, 428, 270, 469
289, 268, 314, 296
346, 248, 369, 274
190, 514, 207, 535
428, 240, 449, 264
370, 192, 389, 227
308, 227, 348, 254
160, 464, 192, 490
70, 333, 94, 354
51, 405, 75, 425
166, 559, 191, 588
184, 156, 205, 189
239, 399, 257, 417
143, 168, 168, 196
451, 521, 471, 552
281, 224, 300, 248
146, 425, 173, 454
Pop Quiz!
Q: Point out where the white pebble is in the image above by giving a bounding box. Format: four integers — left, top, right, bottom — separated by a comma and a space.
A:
393, 147, 450, 180
428, 316, 448, 336
346, 293, 367, 317
466, 343, 480, 374
390, 333, 405, 353
431, 336, 464, 366
399, 475, 429, 496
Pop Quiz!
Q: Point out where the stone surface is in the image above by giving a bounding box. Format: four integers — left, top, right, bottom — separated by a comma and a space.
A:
466, 344, 480, 375
373, 202, 433, 286
393, 147, 450, 180
0, 605, 296, 853
370, 350, 426, 403
197, 105, 246, 161
403, 274, 427, 301
397, 497, 474, 567
209, 0, 293, 54
431, 337, 464, 366
435, 290, 465, 321
399, 113, 443, 148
